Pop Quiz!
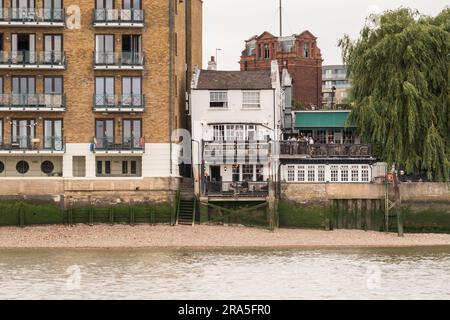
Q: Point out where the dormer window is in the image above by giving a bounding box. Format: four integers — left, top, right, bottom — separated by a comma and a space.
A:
209, 91, 228, 108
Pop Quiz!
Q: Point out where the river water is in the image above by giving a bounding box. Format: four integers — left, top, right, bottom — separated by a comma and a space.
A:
0, 247, 450, 300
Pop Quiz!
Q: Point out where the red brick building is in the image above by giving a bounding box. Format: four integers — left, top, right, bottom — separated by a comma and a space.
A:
240, 31, 323, 109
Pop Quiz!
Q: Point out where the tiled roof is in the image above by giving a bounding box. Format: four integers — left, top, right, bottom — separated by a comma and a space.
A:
196, 70, 273, 90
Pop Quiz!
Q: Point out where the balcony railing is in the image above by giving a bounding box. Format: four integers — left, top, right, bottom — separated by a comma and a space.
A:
92, 137, 145, 153
203, 141, 270, 164
93, 52, 144, 69
0, 8, 65, 25
0, 51, 66, 68
93, 9, 144, 26
93, 94, 145, 112
279, 142, 372, 158
0, 94, 66, 111
0, 136, 65, 153
204, 181, 269, 198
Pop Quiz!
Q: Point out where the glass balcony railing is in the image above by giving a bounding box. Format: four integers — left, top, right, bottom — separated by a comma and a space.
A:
0, 94, 66, 111
93, 52, 144, 68
92, 137, 145, 153
93, 9, 144, 26
0, 51, 66, 68
0, 8, 65, 24
0, 136, 65, 152
93, 94, 145, 111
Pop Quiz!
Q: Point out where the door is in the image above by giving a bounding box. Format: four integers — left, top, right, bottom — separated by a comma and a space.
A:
95, 77, 114, 107
12, 76, 35, 106
95, 0, 114, 21
44, 34, 62, 64
12, 0, 35, 20
12, 119, 35, 148
122, 35, 141, 65
44, 119, 63, 150
11, 34, 35, 64
122, 0, 141, 21
210, 165, 221, 192
95, 35, 114, 64
95, 119, 114, 149
122, 77, 141, 106
123, 119, 141, 149
43, 0, 63, 20
44, 77, 63, 107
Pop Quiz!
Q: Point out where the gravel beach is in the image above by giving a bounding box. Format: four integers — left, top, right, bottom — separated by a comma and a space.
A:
1, 225, 450, 249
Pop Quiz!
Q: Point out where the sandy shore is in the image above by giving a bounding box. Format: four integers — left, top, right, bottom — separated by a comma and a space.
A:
0, 224, 450, 249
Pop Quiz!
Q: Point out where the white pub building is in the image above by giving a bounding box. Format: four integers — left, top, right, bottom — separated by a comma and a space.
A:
190, 60, 285, 200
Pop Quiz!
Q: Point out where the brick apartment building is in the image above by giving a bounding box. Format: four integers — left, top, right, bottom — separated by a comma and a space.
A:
240, 31, 322, 109
0, 0, 202, 203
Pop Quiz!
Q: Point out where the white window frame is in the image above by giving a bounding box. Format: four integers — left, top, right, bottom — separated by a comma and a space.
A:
209, 91, 228, 108
243, 91, 261, 109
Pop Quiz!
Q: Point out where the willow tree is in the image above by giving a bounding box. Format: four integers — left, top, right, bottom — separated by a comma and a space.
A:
339, 8, 450, 180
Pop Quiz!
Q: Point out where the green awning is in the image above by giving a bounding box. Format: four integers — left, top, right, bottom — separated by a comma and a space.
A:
295, 111, 355, 129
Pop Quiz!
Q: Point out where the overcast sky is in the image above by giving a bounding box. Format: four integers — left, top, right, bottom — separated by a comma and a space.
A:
203, 0, 449, 70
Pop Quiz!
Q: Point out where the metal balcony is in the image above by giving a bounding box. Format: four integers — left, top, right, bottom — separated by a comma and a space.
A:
0, 94, 66, 112
0, 136, 65, 154
92, 137, 145, 155
0, 51, 66, 69
93, 94, 145, 112
93, 9, 145, 27
93, 51, 144, 70
279, 142, 372, 159
0, 8, 65, 27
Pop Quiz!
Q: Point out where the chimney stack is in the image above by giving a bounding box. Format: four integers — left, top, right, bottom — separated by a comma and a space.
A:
207, 56, 217, 71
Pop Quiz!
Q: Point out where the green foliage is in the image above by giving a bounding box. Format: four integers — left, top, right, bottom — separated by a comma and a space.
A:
339, 8, 450, 180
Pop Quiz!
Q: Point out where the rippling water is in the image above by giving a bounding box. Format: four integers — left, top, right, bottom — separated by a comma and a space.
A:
1, 247, 450, 300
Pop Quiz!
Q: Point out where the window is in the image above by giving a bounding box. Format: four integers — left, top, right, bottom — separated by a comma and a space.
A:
43, 0, 63, 21
43, 34, 63, 64
361, 165, 370, 182
298, 165, 305, 182
131, 160, 137, 175
41, 161, 54, 174
351, 165, 359, 182
122, 77, 142, 106
11, 119, 35, 149
95, 35, 114, 64
44, 77, 63, 108
122, 161, 128, 174
96, 161, 103, 175
225, 125, 236, 142
0, 161, 4, 174
307, 166, 315, 182
316, 130, 327, 144
256, 165, 264, 182
209, 91, 227, 108
123, 119, 142, 149
287, 165, 295, 182
246, 125, 256, 141
232, 165, 240, 182
44, 119, 63, 151
235, 125, 244, 141
95, 77, 115, 106
343, 130, 355, 144
95, 119, 114, 149
105, 161, 111, 175
11, 34, 36, 63
243, 165, 254, 181
317, 166, 325, 182
122, 34, 142, 65
340, 165, 349, 182
264, 44, 270, 59
12, 76, 36, 106
243, 91, 261, 108
16, 160, 30, 174
303, 42, 310, 58
331, 165, 339, 182
213, 125, 224, 142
